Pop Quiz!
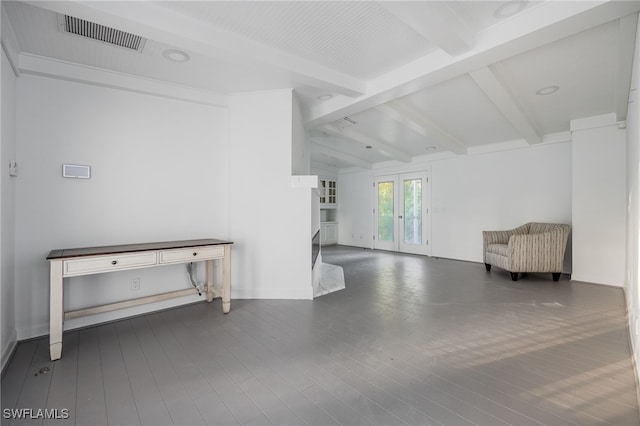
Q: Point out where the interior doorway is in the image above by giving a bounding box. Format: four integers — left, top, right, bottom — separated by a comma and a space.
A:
374, 171, 430, 255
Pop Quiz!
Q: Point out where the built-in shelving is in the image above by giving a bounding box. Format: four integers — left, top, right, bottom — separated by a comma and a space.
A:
319, 178, 337, 208
319, 176, 338, 245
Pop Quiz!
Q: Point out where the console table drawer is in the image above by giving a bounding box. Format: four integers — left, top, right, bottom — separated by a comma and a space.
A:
64, 252, 158, 277
159, 246, 225, 264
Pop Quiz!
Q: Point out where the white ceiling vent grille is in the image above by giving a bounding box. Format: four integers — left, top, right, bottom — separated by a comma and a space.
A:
60, 15, 145, 51
334, 116, 358, 130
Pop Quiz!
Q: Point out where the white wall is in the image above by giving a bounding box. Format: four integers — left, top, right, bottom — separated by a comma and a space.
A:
228, 90, 313, 300
337, 169, 374, 248
291, 92, 310, 176
625, 16, 640, 387
432, 144, 572, 263
571, 114, 627, 286
14, 74, 229, 339
311, 166, 338, 180
311, 165, 338, 236
339, 142, 573, 267
1, 48, 17, 369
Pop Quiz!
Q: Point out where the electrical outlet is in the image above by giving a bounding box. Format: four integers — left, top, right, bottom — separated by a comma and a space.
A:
131, 278, 141, 291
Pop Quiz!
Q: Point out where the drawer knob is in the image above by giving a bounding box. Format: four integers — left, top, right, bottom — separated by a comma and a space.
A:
111, 260, 118, 265
193, 252, 198, 256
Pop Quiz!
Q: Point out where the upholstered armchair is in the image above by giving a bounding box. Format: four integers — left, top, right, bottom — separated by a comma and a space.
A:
483, 222, 570, 281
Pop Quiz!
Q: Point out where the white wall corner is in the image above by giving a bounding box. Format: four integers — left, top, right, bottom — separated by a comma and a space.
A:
570, 113, 617, 132
291, 175, 318, 188
229, 88, 293, 98
542, 131, 572, 144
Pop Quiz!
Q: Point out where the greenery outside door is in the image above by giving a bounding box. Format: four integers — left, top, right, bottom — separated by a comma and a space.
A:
374, 172, 430, 255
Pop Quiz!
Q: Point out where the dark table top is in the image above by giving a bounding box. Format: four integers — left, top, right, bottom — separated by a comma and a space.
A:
47, 238, 233, 260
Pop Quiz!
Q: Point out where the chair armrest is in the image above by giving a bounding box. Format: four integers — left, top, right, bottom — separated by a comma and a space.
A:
483, 224, 529, 263
483, 224, 529, 245
483, 230, 510, 245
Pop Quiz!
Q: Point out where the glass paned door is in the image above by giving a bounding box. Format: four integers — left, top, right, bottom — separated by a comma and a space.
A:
378, 181, 395, 242
403, 178, 422, 245
375, 172, 429, 255
374, 177, 399, 252
399, 173, 428, 255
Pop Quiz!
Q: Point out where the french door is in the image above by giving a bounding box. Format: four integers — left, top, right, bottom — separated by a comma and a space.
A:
374, 172, 430, 255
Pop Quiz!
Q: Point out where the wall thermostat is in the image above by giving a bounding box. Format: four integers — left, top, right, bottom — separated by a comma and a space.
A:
62, 164, 91, 179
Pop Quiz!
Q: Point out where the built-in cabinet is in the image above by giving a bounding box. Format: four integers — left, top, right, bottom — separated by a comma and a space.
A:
320, 222, 338, 245
319, 176, 338, 245
319, 178, 337, 208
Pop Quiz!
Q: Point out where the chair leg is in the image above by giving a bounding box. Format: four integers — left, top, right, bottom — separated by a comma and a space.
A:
510, 272, 519, 281
552, 273, 561, 281
484, 263, 491, 272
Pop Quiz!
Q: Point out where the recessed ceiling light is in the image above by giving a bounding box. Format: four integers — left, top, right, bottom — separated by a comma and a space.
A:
494, 1, 528, 19
163, 49, 190, 63
425, 146, 437, 151
317, 94, 333, 101
536, 85, 560, 96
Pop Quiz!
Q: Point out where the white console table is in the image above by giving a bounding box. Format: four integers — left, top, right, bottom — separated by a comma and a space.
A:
46, 238, 232, 361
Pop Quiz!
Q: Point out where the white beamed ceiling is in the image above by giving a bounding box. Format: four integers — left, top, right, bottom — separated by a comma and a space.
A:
2, 1, 638, 171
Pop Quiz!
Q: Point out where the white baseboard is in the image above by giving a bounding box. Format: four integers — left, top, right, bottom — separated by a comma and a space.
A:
231, 286, 312, 300
336, 240, 371, 249
622, 287, 640, 412
16, 284, 313, 342
630, 338, 640, 418
18, 294, 206, 340
570, 275, 624, 287
1, 329, 18, 375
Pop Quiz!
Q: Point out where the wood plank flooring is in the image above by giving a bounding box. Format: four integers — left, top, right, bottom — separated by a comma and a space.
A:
2, 246, 639, 425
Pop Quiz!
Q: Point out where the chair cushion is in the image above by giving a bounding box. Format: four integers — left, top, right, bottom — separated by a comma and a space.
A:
487, 243, 509, 257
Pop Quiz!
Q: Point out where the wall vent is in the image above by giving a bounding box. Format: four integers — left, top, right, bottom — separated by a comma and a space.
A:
59, 15, 146, 51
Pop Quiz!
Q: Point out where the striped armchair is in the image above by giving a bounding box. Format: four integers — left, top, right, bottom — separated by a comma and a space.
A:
483, 222, 570, 281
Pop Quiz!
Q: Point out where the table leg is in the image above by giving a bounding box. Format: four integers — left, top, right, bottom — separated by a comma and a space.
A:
205, 259, 214, 303
222, 245, 231, 314
49, 260, 64, 361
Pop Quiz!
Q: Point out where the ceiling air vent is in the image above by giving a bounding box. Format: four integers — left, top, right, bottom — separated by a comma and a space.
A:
334, 116, 358, 130
59, 15, 146, 52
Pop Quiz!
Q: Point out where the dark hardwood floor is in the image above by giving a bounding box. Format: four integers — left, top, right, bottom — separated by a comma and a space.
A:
2, 245, 638, 425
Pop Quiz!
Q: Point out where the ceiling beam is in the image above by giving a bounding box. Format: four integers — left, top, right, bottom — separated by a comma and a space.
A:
469, 67, 542, 145
375, 101, 468, 155
24, 0, 366, 98
615, 13, 638, 122
306, 1, 640, 127
1, 3, 20, 76
322, 124, 413, 163
311, 141, 373, 170
380, 1, 475, 57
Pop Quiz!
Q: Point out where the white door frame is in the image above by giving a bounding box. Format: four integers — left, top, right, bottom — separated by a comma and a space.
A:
373, 171, 430, 255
